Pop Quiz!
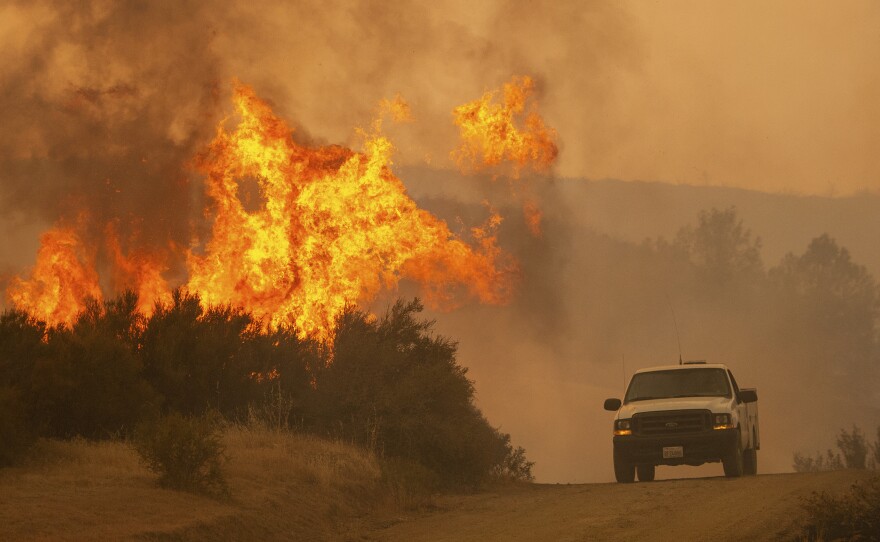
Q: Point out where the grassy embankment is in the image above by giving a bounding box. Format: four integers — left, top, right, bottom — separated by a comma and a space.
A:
0, 426, 414, 541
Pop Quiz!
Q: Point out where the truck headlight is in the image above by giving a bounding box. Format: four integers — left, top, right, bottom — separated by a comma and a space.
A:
713, 414, 733, 430
614, 419, 632, 436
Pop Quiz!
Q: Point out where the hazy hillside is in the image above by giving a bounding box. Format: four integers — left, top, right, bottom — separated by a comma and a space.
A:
557, 179, 880, 277
401, 167, 880, 277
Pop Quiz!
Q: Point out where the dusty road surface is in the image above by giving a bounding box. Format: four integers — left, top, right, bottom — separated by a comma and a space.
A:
367, 470, 871, 541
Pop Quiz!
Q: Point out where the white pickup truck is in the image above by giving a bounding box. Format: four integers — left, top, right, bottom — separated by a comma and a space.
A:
603, 362, 759, 482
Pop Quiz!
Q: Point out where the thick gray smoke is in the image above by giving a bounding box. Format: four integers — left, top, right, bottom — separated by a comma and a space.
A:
0, 1, 221, 261
0, 0, 636, 278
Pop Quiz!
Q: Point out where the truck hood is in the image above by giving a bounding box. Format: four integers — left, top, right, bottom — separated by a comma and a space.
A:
617, 396, 734, 419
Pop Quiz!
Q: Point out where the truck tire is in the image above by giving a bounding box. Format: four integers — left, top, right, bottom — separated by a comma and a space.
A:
614, 455, 635, 483
636, 464, 655, 482
722, 433, 744, 478
743, 448, 758, 475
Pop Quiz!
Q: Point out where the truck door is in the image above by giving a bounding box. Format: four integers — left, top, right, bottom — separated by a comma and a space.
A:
727, 370, 750, 447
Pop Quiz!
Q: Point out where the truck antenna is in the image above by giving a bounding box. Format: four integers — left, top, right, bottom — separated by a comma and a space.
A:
621, 354, 626, 392
666, 294, 683, 365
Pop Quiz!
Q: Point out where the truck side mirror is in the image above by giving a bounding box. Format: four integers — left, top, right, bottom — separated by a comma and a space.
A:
604, 398, 622, 411
740, 389, 758, 403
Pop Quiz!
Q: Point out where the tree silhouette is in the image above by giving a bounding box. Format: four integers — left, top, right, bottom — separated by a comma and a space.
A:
33, 296, 156, 438
837, 425, 868, 469
674, 207, 763, 291
773, 234, 879, 335
770, 234, 879, 390
310, 299, 511, 485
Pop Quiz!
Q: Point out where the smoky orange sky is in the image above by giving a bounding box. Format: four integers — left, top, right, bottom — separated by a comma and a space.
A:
3, 1, 878, 196
617, 1, 880, 196
213, 0, 880, 196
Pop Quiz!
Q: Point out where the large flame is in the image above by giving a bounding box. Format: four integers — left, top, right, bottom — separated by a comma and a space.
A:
451, 75, 557, 177
8, 221, 172, 326
6, 83, 519, 339
7, 225, 103, 327
187, 84, 516, 340
105, 223, 172, 315
451, 76, 557, 236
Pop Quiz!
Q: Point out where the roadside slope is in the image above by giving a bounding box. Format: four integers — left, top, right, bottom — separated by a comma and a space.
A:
369, 470, 874, 541
0, 428, 383, 541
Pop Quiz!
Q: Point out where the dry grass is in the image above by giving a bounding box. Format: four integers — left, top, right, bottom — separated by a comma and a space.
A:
0, 426, 388, 541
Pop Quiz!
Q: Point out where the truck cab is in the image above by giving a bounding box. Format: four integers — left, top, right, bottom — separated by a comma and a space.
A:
603, 362, 759, 483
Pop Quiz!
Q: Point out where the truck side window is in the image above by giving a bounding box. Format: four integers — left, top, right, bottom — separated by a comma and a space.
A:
728, 370, 742, 402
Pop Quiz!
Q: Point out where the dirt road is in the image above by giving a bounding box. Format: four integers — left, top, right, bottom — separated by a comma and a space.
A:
367, 470, 872, 541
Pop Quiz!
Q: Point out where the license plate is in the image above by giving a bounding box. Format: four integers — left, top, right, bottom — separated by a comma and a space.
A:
663, 446, 684, 458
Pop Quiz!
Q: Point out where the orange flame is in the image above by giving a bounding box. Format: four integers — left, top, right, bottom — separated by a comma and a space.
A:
185, 83, 516, 340
6, 83, 518, 337
7, 226, 103, 327
451, 76, 557, 237
522, 199, 543, 237
451, 76, 557, 177
249, 368, 280, 383
7, 221, 172, 325
105, 223, 171, 316
378, 93, 413, 124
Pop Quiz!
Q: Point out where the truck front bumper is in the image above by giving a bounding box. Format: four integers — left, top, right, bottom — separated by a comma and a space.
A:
613, 428, 737, 467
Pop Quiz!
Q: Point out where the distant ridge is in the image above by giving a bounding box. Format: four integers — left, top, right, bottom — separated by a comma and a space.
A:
401, 166, 880, 277
558, 178, 880, 275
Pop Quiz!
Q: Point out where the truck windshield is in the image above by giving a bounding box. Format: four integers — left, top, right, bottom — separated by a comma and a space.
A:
624, 368, 731, 402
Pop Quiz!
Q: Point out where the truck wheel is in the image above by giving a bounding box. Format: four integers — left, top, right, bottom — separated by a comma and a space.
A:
636, 464, 655, 482
722, 433, 744, 478
743, 448, 758, 475
614, 455, 635, 483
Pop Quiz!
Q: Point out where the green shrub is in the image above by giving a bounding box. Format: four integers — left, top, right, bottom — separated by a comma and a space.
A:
245, 380, 297, 432
793, 450, 844, 473
837, 425, 868, 469
800, 476, 880, 541
133, 412, 228, 496
25, 296, 157, 439
0, 310, 46, 446
0, 386, 35, 467
36, 326, 156, 439
873, 426, 880, 470
140, 290, 315, 420
492, 434, 535, 482
309, 299, 532, 487
793, 424, 880, 472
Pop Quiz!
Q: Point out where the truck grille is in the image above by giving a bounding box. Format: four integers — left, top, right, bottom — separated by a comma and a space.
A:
633, 410, 710, 436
